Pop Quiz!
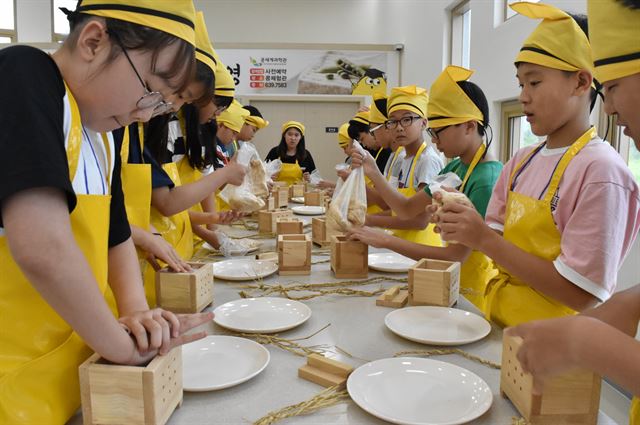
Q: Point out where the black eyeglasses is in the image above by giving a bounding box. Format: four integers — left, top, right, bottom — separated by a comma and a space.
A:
427, 125, 452, 140
109, 31, 173, 117
384, 115, 422, 130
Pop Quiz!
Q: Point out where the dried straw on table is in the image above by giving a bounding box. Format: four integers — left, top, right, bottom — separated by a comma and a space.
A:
394, 349, 501, 370
253, 385, 350, 425
225, 324, 334, 357
238, 276, 408, 300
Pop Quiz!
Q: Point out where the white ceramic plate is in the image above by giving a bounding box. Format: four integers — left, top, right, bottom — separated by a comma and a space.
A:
213, 259, 278, 281
182, 335, 270, 391
213, 297, 312, 333
292, 205, 325, 216
385, 307, 491, 346
368, 252, 416, 273
347, 357, 492, 425
203, 239, 262, 255
291, 196, 305, 204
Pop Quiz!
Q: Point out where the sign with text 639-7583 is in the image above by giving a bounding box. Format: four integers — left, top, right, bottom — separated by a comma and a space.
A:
217, 49, 397, 96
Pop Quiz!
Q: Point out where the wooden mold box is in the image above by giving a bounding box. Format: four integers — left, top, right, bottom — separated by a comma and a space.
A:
298, 353, 354, 388
155, 262, 213, 314
259, 196, 275, 212
501, 334, 601, 425
79, 349, 182, 425
304, 191, 324, 206
276, 218, 303, 236
311, 217, 331, 247
330, 235, 368, 279
376, 285, 409, 308
274, 187, 290, 209
258, 209, 293, 233
290, 184, 305, 198
277, 234, 312, 276
408, 258, 460, 307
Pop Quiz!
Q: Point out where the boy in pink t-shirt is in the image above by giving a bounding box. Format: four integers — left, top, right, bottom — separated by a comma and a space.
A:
434, 3, 640, 328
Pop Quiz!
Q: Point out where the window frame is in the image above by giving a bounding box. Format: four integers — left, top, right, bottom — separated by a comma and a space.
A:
500, 99, 524, 162
450, 0, 471, 69
0, 0, 17, 43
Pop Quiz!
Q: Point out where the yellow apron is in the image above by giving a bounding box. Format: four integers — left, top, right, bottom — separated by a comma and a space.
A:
176, 155, 207, 251
454, 144, 498, 309
279, 160, 303, 186
366, 148, 385, 214
0, 85, 112, 424
392, 142, 441, 246
631, 397, 639, 425
483, 127, 597, 328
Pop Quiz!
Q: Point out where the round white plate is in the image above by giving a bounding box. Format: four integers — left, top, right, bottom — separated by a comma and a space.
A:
203, 240, 261, 255
292, 205, 325, 215
368, 252, 416, 273
182, 335, 269, 391
347, 357, 492, 425
385, 307, 491, 346
213, 297, 312, 333
213, 259, 278, 281
291, 196, 305, 204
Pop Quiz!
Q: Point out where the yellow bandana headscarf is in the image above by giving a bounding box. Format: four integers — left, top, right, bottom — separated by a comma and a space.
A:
337, 123, 351, 148
352, 110, 370, 126
281, 121, 305, 136
245, 115, 269, 129
428, 65, 484, 129
369, 93, 388, 125
588, 0, 640, 83
387, 85, 429, 118
194, 11, 215, 75
213, 50, 236, 98
75, 0, 196, 46
511, 2, 594, 75
217, 100, 249, 133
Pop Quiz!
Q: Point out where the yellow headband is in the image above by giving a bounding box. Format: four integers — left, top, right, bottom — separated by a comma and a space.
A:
512, 2, 594, 75
76, 0, 196, 46
213, 50, 236, 98
369, 93, 388, 124
281, 121, 305, 136
352, 110, 370, 126
428, 65, 484, 129
588, 0, 640, 83
388, 85, 429, 118
338, 123, 351, 148
217, 100, 249, 133
245, 115, 269, 129
194, 11, 216, 75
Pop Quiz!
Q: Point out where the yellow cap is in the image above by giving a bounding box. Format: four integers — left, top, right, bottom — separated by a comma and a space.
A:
352, 110, 370, 126
588, 0, 640, 83
511, 2, 594, 74
387, 85, 429, 118
337, 123, 351, 148
76, 0, 196, 46
212, 50, 236, 98
217, 100, 249, 133
369, 93, 388, 124
281, 121, 305, 136
245, 115, 269, 129
194, 11, 215, 75
428, 66, 484, 129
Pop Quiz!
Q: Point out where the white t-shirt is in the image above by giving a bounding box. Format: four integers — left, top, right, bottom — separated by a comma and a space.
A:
397, 144, 444, 190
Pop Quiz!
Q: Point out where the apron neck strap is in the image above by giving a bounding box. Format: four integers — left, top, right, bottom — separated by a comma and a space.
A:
63, 82, 82, 182
99, 133, 113, 189
459, 143, 486, 192
374, 147, 383, 161
407, 142, 427, 186
120, 126, 130, 163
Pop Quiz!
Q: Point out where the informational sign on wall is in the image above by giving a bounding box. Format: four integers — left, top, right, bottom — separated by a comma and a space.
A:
217, 49, 398, 96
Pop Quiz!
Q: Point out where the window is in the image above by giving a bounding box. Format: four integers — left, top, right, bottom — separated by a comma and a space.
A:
0, 0, 16, 43
451, 1, 471, 68
52, 0, 77, 42
618, 127, 640, 183
504, 0, 540, 21
500, 99, 544, 161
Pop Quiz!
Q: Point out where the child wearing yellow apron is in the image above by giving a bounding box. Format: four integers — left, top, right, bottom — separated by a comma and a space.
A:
349, 66, 502, 309
0, 2, 213, 423
266, 121, 318, 186
365, 85, 444, 247
435, 2, 640, 328
508, 2, 640, 423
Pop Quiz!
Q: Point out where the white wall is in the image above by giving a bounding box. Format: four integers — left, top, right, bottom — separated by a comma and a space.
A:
16, 0, 52, 43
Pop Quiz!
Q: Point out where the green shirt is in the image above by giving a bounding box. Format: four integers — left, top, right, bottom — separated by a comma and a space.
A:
424, 159, 503, 218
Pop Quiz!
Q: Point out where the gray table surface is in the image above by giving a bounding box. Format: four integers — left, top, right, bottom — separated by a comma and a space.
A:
69, 213, 628, 425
